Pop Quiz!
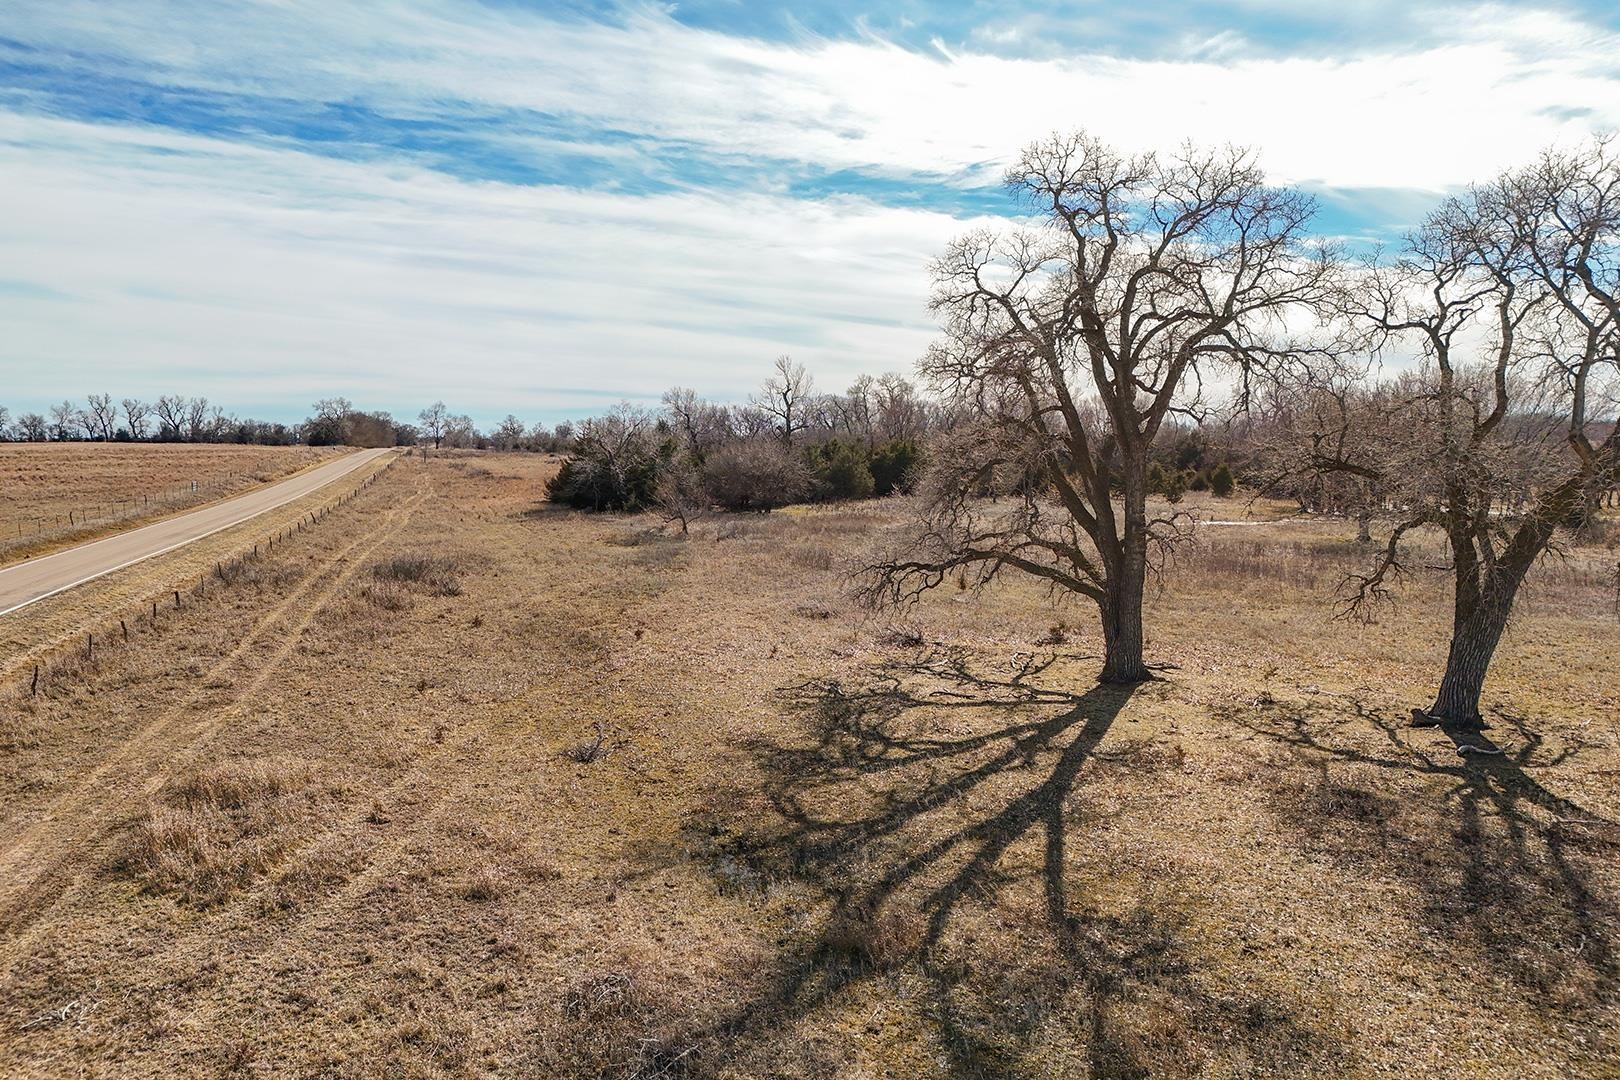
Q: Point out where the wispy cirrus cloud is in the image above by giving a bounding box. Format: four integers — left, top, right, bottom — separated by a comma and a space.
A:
0, 111, 984, 422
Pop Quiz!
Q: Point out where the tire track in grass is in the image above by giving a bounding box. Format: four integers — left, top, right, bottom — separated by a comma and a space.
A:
209, 494, 630, 973
0, 479, 428, 953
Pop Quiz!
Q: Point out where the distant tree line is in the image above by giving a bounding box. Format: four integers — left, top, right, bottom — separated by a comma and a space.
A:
0, 394, 573, 451
0, 394, 351, 446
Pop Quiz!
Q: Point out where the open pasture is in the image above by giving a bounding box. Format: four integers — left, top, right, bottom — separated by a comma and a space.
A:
0, 454, 1613, 1077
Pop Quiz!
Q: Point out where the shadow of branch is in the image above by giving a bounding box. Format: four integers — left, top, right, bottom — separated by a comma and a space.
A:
1231, 692, 1619, 1012
663, 650, 1347, 1075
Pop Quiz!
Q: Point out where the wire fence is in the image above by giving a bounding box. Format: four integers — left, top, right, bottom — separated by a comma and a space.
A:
8, 453, 400, 697
1, 472, 261, 549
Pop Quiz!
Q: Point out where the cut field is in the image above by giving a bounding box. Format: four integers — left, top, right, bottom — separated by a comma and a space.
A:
0, 443, 349, 565
0, 453, 1614, 1077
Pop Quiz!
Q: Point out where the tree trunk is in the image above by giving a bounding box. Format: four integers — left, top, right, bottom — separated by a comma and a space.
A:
1100, 581, 1147, 683
1428, 596, 1513, 726
1100, 478, 1151, 684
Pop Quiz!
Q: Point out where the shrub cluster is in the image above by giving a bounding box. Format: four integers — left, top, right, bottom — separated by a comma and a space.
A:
545, 409, 677, 511
548, 403, 924, 514
1149, 461, 1236, 500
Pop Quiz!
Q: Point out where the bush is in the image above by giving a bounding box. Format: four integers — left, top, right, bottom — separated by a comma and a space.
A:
545, 407, 671, 511
1187, 470, 1209, 493
1210, 463, 1235, 497
804, 440, 874, 501
869, 439, 921, 496
1149, 461, 1186, 503
703, 440, 810, 511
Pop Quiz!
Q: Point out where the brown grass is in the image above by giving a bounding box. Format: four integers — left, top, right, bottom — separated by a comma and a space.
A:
0, 459, 1614, 1077
126, 759, 335, 906
370, 553, 465, 596
0, 442, 346, 564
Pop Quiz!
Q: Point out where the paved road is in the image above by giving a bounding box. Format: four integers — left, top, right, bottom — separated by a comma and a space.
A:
0, 447, 394, 617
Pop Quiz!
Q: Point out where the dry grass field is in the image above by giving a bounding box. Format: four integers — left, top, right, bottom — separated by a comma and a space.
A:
0, 444, 349, 564
0, 452, 1615, 1077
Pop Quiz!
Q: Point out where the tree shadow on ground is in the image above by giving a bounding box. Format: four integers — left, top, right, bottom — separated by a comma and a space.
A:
1233, 694, 1620, 1023
660, 647, 1348, 1077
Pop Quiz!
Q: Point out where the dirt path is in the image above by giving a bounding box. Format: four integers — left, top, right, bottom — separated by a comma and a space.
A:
0, 448, 395, 617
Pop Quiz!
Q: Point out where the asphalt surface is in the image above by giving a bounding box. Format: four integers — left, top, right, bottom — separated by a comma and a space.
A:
0, 447, 394, 617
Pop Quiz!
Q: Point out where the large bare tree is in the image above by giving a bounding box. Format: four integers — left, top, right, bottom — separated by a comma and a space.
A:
17, 412, 47, 441
662, 386, 734, 461
860, 133, 1333, 683
1307, 141, 1620, 726
183, 397, 211, 442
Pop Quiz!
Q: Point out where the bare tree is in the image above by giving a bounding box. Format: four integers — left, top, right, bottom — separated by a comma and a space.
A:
48, 400, 82, 440
122, 398, 151, 440
873, 373, 927, 442
494, 414, 528, 451
654, 456, 708, 534
444, 414, 478, 448
662, 386, 733, 460
841, 374, 877, 447
729, 404, 775, 440
752, 356, 813, 448
418, 401, 449, 449
82, 393, 117, 441
1313, 140, 1619, 726
181, 397, 209, 441
153, 395, 187, 440
306, 397, 353, 445
859, 133, 1333, 683
17, 412, 47, 441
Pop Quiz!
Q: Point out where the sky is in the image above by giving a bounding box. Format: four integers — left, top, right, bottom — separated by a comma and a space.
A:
2, 1, 1618, 430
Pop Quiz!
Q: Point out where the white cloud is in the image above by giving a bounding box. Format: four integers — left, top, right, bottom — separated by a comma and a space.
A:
5, 1, 1617, 189
0, 113, 988, 423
